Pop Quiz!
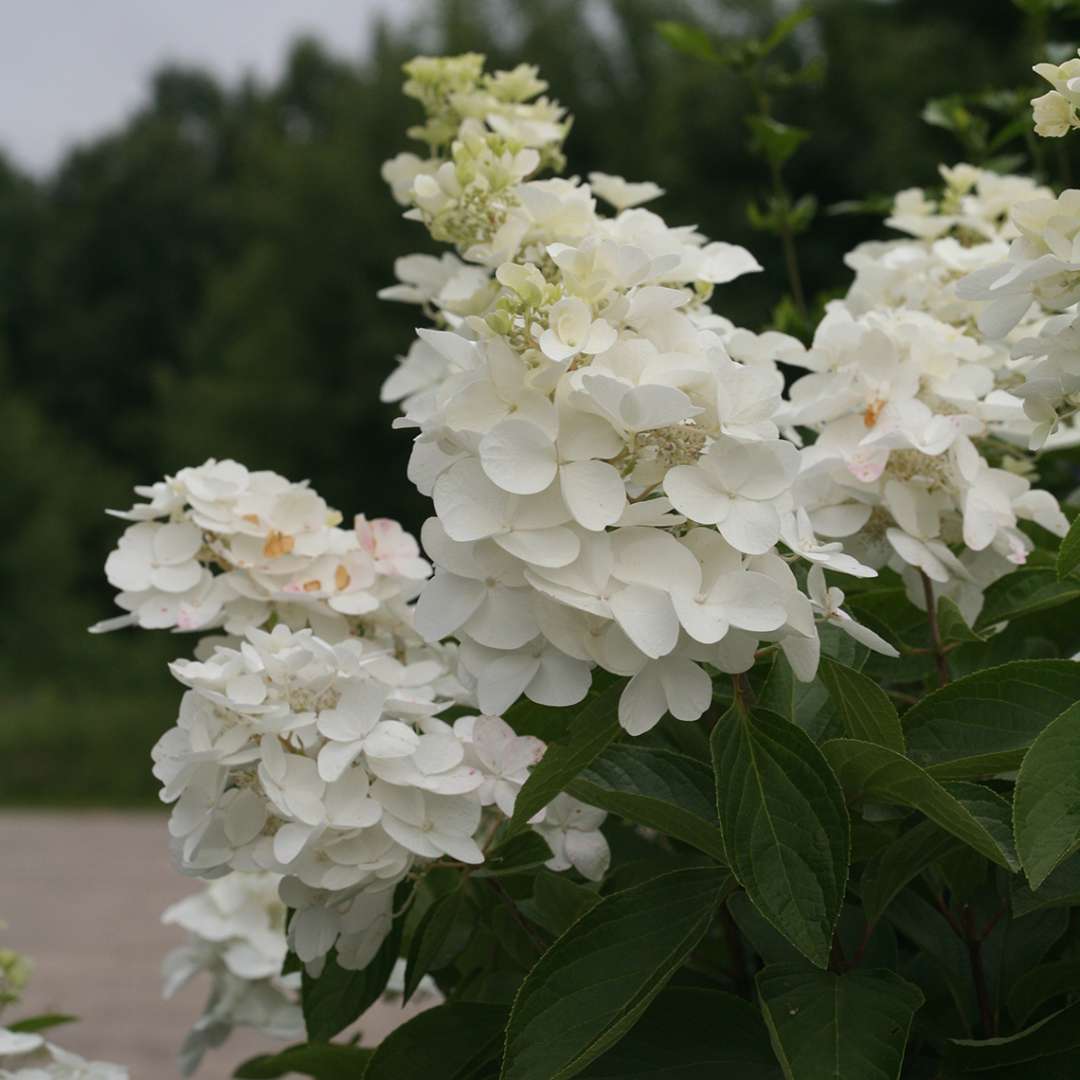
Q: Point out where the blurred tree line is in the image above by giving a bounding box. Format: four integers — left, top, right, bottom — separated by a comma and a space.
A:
0, 0, 1062, 802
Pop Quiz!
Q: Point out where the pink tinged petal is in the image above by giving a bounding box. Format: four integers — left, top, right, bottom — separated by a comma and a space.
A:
414, 570, 485, 641
433, 459, 508, 541
500, 735, 546, 775
609, 584, 680, 659
527, 649, 592, 707
494, 526, 580, 568
479, 419, 559, 495
564, 828, 611, 881
718, 499, 781, 555
560, 460, 626, 531
465, 585, 539, 650
364, 721, 421, 760
664, 466, 727, 525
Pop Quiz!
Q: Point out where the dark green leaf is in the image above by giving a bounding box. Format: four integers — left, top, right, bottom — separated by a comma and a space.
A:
819, 657, 905, 751
1008, 961, 1080, 1026
529, 870, 600, 937
821, 739, 1017, 869
507, 680, 623, 837
976, 569, 1080, 628
760, 5, 813, 54
501, 866, 726, 1080
1014, 701, 1080, 888
903, 660, 1080, 778
944, 1000, 1080, 1076
364, 1002, 507, 1080
712, 707, 849, 968
1011, 852, 1080, 916
567, 744, 726, 863
579, 987, 783, 1078
757, 963, 924, 1080
234, 1042, 371, 1079
403, 884, 471, 1003
475, 832, 554, 878
7, 1014, 77, 1034
746, 115, 810, 168
655, 21, 722, 63
860, 820, 965, 926
938, 596, 987, 643
1056, 515, 1080, 580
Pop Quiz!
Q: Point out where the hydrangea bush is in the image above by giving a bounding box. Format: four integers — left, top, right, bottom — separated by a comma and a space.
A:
92, 33, 1080, 1080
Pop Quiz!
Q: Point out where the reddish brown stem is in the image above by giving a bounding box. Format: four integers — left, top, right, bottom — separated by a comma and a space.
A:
919, 571, 951, 686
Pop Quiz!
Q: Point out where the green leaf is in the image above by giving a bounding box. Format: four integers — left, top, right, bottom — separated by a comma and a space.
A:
507, 679, 623, 837
402, 884, 471, 1003
567, 745, 727, 862
760, 5, 813, 54
944, 1000, 1080, 1076
818, 657, 905, 752
6, 1014, 77, 1034
529, 870, 600, 937
903, 660, 1080, 778
821, 740, 1018, 869
711, 707, 850, 968
233, 1042, 372, 1079
859, 820, 965, 926
976, 569, 1080, 628
1056, 515, 1080, 579
302, 905, 402, 1043
1007, 961, 1080, 1026
655, 21, 722, 63
756, 963, 924, 1080
475, 832, 554, 877
746, 115, 810, 168
1011, 851, 1080, 916
501, 866, 726, 1080
364, 1002, 508, 1080
579, 987, 783, 1078
1014, 701, 1080, 888
938, 596, 986, 643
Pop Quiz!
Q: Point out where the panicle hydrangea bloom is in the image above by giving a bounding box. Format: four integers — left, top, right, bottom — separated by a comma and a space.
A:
93, 459, 431, 643
782, 303, 1068, 622
95, 464, 605, 976
0, 1027, 127, 1079
380, 55, 884, 734
161, 872, 302, 1076
954, 87, 1080, 447
1032, 51, 1080, 137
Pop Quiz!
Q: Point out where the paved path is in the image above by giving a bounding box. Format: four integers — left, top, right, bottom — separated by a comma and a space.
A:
0, 812, 417, 1078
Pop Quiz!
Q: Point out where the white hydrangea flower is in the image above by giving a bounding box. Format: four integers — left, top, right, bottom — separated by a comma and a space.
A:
532, 794, 610, 881
379, 55, 871, 737
162, 872, 303, 1076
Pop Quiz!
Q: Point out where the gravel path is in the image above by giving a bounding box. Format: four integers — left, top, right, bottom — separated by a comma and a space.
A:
0, 811, 417, 1078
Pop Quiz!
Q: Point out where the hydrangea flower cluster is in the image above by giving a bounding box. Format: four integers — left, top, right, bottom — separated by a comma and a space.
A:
380, 55, 887, 733
162, 872, 302, 1076
783, 303, 1068, 620
1031, 51, 1080, 137
93, 458, 431, 643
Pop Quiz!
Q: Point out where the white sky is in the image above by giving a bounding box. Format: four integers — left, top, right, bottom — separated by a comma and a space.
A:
0, 0, 410, 174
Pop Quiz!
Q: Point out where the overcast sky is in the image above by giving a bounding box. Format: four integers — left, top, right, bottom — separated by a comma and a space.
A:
0, 1, 411, 174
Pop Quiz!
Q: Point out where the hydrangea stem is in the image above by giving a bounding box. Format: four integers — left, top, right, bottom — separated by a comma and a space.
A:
919, 571, 950, 687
